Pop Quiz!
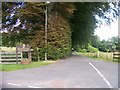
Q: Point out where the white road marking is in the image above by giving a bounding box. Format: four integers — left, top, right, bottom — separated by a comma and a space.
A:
89, 62, 113, 88
8, 83, 21, 86
28, 86, 42, 88
8, 82, 42, 88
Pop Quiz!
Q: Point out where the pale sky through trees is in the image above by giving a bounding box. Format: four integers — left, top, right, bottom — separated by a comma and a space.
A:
95, 20, 118, 41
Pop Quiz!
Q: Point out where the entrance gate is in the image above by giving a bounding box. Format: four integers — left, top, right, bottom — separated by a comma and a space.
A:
16, 44, 31, 64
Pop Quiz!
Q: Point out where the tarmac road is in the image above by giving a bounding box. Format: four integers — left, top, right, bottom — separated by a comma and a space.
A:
1, 55, 119, 88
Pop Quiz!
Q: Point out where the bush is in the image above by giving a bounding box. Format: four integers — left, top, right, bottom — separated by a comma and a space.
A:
87, 45, 98, 53
47, 45, 71, 60
78, 48, 87, 53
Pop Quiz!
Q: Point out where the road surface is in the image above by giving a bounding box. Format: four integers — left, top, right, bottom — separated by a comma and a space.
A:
1, 55, 119, 88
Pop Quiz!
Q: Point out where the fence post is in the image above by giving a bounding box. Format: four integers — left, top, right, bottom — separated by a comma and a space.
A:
21, 52, 23, 60
97, 51, 99, 58
37, 47, 40, 61
106, 52, 108, 59
0, 52, 1, 64
88, 52, 90, 56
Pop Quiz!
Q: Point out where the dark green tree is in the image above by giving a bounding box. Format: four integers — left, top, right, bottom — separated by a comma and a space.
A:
71, 2, 119, 50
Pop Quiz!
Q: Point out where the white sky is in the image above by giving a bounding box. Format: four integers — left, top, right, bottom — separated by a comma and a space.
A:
95, 20, 118, 41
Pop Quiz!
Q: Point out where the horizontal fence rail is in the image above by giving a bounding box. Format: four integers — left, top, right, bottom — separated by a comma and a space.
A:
113, 51, 120, 61
79, 52, 114, 60
0, 52, 22, 63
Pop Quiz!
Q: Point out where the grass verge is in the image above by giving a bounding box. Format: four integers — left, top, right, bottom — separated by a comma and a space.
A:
0, 61, 56, 71
87, 56, 120, 63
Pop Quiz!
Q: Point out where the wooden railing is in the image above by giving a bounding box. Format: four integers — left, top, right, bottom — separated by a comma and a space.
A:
0, 52, 22, 64
113, 51, 120, 61
79, 52, 113, 60
79, 51, 120, 61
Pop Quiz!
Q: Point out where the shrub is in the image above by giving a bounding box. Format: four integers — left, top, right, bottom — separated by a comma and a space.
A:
78, 48, 87, 53
87, 45, 98, 53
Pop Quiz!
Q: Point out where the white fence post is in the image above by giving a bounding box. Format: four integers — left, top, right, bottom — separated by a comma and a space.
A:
97, 51, 99, 58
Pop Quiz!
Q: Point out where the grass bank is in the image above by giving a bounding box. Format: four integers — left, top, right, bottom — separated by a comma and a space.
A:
80, 55, 119, 63
93, 56, 119, 63
0, 61, 56, 71
78, 52, 120, 63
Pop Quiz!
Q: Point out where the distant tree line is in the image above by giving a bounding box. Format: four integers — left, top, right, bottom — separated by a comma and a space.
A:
91, 36, 120, 52
78, 36, 120, 53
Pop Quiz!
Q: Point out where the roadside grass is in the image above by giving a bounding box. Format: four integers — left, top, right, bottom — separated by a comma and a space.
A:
0, 61, 56, 71
78, 52, 120, 63
86, 56, 120, 63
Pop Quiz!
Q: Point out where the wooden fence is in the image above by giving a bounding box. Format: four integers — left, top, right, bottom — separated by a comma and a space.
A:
79, 51, 113, 60
0, 52, 22, 64
113, 51, 120, 61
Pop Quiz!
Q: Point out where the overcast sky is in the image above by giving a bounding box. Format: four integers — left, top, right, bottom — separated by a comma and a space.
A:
95, 20, 118, 41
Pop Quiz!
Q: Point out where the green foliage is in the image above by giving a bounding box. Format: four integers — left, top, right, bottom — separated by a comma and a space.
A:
91, 36, 119, 52
78, 48, 87, 53
99, 40, 110, 52
87, 44, 99, 53
71, 3, 95, 47
77, 44, 98, 53
91, 35, 101, 49
47, 8, 72, 60
109, 36, 120, 50
71, 2, 119, 48
20, 2, 72, 60
2, 2, 45, 45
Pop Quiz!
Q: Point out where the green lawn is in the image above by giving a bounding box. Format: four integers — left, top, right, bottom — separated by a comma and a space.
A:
0, 61, 56, 71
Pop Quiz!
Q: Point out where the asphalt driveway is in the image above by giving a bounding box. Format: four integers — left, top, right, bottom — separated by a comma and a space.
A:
1, 55, 118, 88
